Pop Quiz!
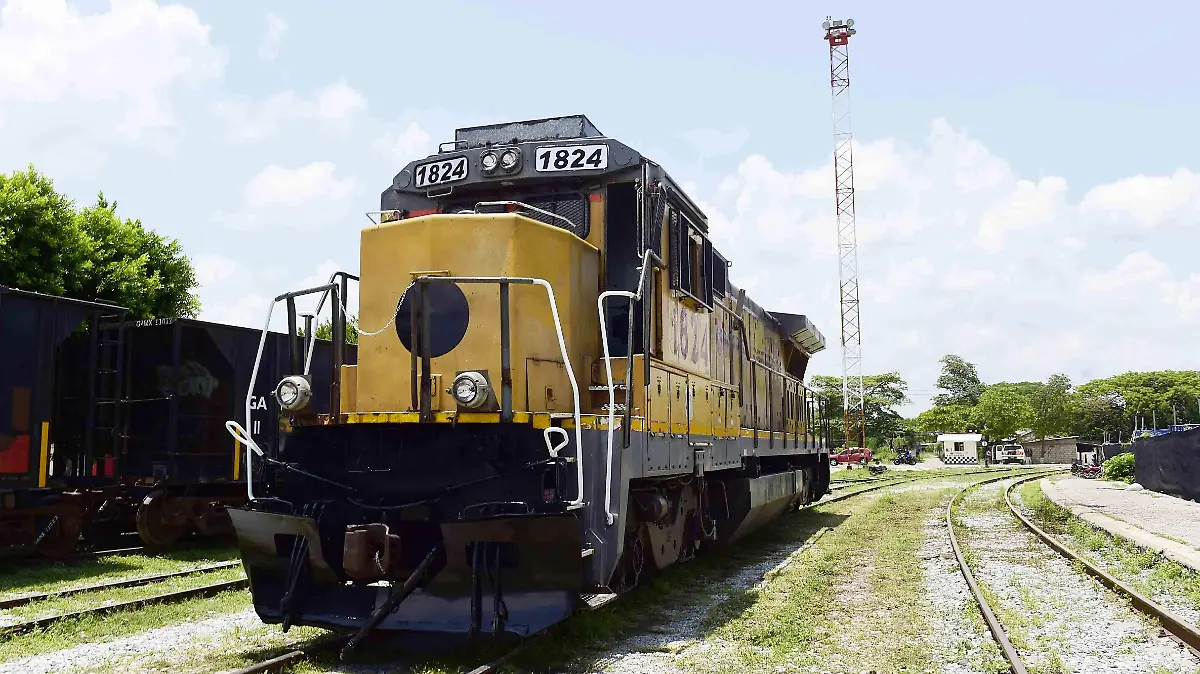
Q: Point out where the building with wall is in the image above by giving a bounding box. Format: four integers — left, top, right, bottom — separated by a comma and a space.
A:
1015, 432, 1079, 464
937, 433, 983, 465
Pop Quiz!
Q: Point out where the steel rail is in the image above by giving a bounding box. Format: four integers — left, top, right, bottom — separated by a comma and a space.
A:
226, 636, 348, 674
0, 560, 241, 610
0, 578, 248, 637
1004, 474, 1200, 656
946, 472, 1056, 674
825, 467, 1032, 503
227, 631, 545, 674
222, 466, 1036, 673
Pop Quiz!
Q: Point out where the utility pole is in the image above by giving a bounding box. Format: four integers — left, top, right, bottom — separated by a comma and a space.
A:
823, 17, 866, 450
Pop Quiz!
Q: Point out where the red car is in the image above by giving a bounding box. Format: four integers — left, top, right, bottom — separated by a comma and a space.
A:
830, 447, 872, 466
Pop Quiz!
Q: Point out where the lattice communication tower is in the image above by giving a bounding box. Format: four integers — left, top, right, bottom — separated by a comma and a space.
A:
823, 17, 866, 449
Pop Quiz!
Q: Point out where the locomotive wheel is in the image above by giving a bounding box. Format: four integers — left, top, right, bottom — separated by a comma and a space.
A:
34, 505, 84, 559
136, 491, 187, 549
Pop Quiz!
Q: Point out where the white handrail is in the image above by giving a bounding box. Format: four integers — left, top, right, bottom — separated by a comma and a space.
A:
233, 297, 278, 501
227, 275, 586, 507
597, 249, 655, 526
528, 278, 585, 506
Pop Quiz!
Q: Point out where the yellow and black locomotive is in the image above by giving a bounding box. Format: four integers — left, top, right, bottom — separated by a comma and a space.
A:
226, 115, 832, 648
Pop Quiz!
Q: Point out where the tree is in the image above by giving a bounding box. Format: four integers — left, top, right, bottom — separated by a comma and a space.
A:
0, 166, 199, 318
972, 386, 1034, 441
1030, 373, 1073, 441
1071, 371, 1200, 440
915, 404, 974, 434
0, 165, 88, 297
809, 372, 910, 447
932, 354, 986, 407
311, 315, 360, 345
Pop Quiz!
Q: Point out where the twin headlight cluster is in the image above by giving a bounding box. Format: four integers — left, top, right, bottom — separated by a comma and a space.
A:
480, 147, 520, 175
272, 371, 492, 412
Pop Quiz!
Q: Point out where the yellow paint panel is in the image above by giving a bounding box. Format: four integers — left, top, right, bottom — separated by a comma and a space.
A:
668, 372, 688, 436
38, 421, 49, 488
340, 365, 358, 414
527, 360, 568, 413
233, 438, 241, 481
690, 382, 712, 437
649, 368, 669, 434
357, 213, 599, 416
712, 387, 726, 439
724, 388, 734, 436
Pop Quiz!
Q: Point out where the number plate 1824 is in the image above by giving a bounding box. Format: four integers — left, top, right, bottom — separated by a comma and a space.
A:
413, 155, 468, 188
535, 144, 609, 172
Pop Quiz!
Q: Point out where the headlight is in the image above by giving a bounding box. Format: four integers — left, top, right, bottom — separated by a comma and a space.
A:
499, 149, 519, 171
481, 151, 499, 173
274, 375, 312, 412
451, 371, 490, 409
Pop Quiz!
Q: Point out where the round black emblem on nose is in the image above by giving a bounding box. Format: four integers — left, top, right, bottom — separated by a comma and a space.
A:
395, 281, 470, 358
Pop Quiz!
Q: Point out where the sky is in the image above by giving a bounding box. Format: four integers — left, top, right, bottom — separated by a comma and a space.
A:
1, 0, 1198, 416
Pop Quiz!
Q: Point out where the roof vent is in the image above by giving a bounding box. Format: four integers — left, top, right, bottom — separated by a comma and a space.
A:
454, 115, 603, 148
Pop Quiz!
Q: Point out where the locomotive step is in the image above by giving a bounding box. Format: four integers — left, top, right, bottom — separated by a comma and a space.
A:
579, 593, 619, 611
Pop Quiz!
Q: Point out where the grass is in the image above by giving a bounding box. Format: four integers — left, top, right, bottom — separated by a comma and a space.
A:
1, 565, 245, 622
667, 478, 1012, 674
0, 588, 253, 664
1021, 480, 1200, 612
55, 621, 330, 674
5, 469, 1033, 673
0, 544, 241, 601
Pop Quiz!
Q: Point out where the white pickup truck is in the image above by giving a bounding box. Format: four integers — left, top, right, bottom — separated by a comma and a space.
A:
991, 444, 1028, 464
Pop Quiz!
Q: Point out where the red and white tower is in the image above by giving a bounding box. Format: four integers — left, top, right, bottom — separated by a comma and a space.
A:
823, 17, 866, 450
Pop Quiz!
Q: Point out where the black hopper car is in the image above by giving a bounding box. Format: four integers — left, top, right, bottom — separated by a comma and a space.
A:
0, 284, 352, 557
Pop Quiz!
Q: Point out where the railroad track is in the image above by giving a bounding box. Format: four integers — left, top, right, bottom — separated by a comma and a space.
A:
0, 560, 242, 610
948, 471, 1200, 674
0, 574, 247, 637
227, 630, 544, 674
227, 465, 1038, 673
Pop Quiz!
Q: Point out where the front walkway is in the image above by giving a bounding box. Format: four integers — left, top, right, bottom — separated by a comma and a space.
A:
1041, 475, 1200, 571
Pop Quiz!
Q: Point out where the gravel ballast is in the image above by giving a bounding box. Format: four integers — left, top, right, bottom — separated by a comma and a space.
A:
959, 478, 1200, 673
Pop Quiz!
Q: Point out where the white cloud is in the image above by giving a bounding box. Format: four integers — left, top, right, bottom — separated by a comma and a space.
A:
258, 13, 287, 61
1078, 251, 1169, 296
698, 118, 1200, 414
976, 176, 1068, 253
374, 121, 433, 164
244, 162, 357, 208
1079, 168, 1200, 228
0, 0, 226, 139
1077, 252, 1200, 326
196, 257, 362, 331
940, 267, 996, 291
212, 162, 360, 232
193, 253, 238, 285
213, 80, 367, 142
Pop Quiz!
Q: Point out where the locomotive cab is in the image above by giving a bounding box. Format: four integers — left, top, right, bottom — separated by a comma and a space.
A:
226, 115, 834, 647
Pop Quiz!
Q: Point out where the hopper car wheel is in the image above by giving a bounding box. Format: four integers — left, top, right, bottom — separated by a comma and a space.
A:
34, 501, 84, 559
136, 490, 187, 550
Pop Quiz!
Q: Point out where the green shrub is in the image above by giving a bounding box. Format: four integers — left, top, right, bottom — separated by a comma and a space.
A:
1102, 452, 1136, 483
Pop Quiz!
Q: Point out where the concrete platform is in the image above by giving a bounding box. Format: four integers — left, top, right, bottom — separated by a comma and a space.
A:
1040, 475, 1200, 572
